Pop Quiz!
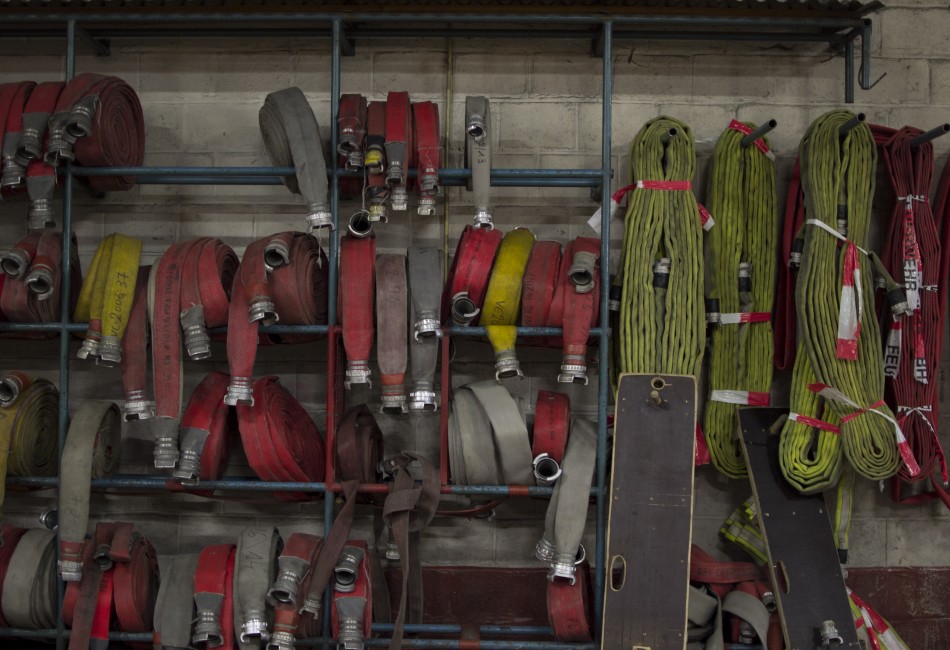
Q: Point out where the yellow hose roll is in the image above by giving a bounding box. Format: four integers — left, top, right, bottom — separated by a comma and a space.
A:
482, 228, 535, 379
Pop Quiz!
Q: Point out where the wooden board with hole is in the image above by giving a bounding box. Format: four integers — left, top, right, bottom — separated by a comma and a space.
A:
737, 407, 861, 650
601, 373, 696, 650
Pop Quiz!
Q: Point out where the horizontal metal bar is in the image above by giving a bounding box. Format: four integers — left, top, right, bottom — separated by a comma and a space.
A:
614, 30, 847, 43
136, 176, 601, 187
0, 322, 84, 333
74, 166, 604, 179
448, 326, 604, 337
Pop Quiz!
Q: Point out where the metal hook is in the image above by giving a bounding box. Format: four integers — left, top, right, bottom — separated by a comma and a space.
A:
910, 124, 950, 147
740, 119, 778, 148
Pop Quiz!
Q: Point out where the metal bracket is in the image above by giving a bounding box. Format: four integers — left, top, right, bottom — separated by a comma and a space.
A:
76, 27, 110, 57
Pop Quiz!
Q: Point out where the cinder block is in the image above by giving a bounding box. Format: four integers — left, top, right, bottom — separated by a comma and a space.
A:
656, 103, 736, 155
613, 53, 692, 100
212, 52, 293, 95
529, 52, 602, 97
142, 101, 186, 153
182, 101, 264, 154
580, 101, 656, 150
455, 54, 527, 97
497, 102, 577, 152
374, 51, 447, 95
887, 517, 950, 566
846, 519, 888, 568
692, 56, 843, 105
882, 8, 950, 58
140, 52, 215, 98
0, 56, 64, 84
860, 58, 929, 105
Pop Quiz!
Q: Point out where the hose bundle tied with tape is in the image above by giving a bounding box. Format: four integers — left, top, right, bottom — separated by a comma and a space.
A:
73, 232, 143, 366
0, 230, 81, 326
465, 96, 493, 228
414, 100, 441, 216
385, 91, 413, 213
703, 121, 778, 478
408, 247, 443, 412
0, 81, 36, 195
58, 401, 122, 582
0, 527, 57, 630
781, 110, 909, 490
449, 380, 533, 485
233, 526, 281, 649
63, 521, 159, 650
483, 228, 536, 380
260, 87, 332, 231
173, 371, 237, 487
192, 544, 236, 650
153, 553, 200, 649
615, 117, 704, 379
376, 254, 409, 414
0, 375, 57, 519
120, 266, 153, 421
874, 125, 948, 489
340, 235, 376, 390
151, 237, 238, 469
268, 533, 322, 650
15, 81, 64, 229
331, 540, 374, 650
443, 225, 503, 327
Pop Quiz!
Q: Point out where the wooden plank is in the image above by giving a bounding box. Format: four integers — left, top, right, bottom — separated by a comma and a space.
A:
738, 407, 861, 650
601, 373, 696, 650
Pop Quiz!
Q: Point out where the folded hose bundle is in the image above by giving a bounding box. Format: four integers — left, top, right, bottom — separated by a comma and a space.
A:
615, 116, 704, 378
413, 100, 441, 216
385, 90, 413, 213
408, 246, 442, 411
153, 553, 200, 648
233, 526, 280, 648
0, 229, 81, 325
16, 81, 64, 229
781, 110, 909, 491
0, 81, 36, 194
548, 237, 601, 385
119, 266, 153, 421
173, 371, 237, 486
703, 121, 778, 478
442, 224, 503, 326
376, 254, 409, 413
482, 228, 536, 380
340, 235, 376, 390
192, 544, 236, 649
0, 527, 57, 630
330, 540, 374, 650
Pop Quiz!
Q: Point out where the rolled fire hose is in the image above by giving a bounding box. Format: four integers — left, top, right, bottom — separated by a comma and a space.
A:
364, 100, 390, 223
268, 533, 323, 650
376, 254, 409, 414
0, 230, 81, 324
781, 110, 908, 487
119, 266, 154, 420
331, 541, 374, 650
1, 528, 57, 630
548, 237, 600, 385
413, 100, 441, 216
385, 91, 412, 212
58, 401, 121, 582
153, 553, 199, 649
703, 121, 778, 478
45, 72, 107, 165
547, 560, 593, 643
193, 544, 236, 649
0, 376, 58, 519
442, 225, 503, 326
482, 228, 536, 379
73, 233, 143, 365
0, 81, 35, 191
259, 87, 332, 231
465, 96, 493, 228
531, 390, 570, 486
0, 526, 28, 628
615, 116, 704, 378
233, 526, 280, 648
16, 81, 64, 229
340, 235, 376, 389
174, 371, 237, 485
408, 247, 442, 412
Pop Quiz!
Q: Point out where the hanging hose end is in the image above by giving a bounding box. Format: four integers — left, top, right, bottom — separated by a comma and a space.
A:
532, 454, 562, 486
0, 373, 27, 407
267, 631, 296, 650
77, 337, 101, 361
344, 361, 372, 390
300, 595, 322, 617
27, 198, 56, 230
192, 605, 224, 648
58, 559, 84, 583
0, 248, 31, 278
557, 359, 588, 385
1, 158, 26, 189
248, 298, 278, 326
240, 616, 269, 644
123, 391, 155, 421
494, 350, 523, 381
181, 305, 212, 360
269, 564, 304, 605
414, 317, 443, 340
380, 391, 408, 415
408, 389, 438, 412
547, 550, 582, 584
348, 210, 375, 238
153, 436, 180, 469
224, 377, 255, 406
473, 209, 494, 229
96, 335, 122, 367
367, 203, 388, 224
172, 427, 209, 485
306, 210, 334, 232
534, 537, 556, 563
384, 539, 400, 561
338, 618, 365, 650
417, 196, 437, 216
390, 187, 408, 212
451, 293, 480, 326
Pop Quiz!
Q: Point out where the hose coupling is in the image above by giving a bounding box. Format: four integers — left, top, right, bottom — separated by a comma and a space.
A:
473, 209, 494, 229
338, 617, 365, 650
153, 436, 180, 469
417, 195, 437, 216
67, 96, 99, 139
385, 539, 400, 561
386, 161, 404, 187
0, 247, 31, 278
77, 335, 101, 361
608, 284, 622, 313
494, 349, 523, 381
534, 537, 556, 563
367, 203, 388, 223
97, 335, 122, 367
390, 186, 408, 212
270, 556, 307, 605
28, 198, 56, 230
192, 603, 224, 647
467, 116, 487, 143
248, 296, 279, 326
569, 251, 597, 293
0, 373, 27, 406
224, 376, 255, 406
789, 238, 804, 270
306, 208, 334, 232
264, 238, 291, 272
16, 125, 43, 164
300, 595, 322, 617
58, 559, 83, 583
347, 210, 375, 238
123, 390, 155, 421
172, 427, 210, 485
267, 630, 296, 650
558, 357, 588, 385
39, 508, 58, 530
761, 590, 776, 612
344, 361, 372, 390
819, 620, 843, 647
408, 388, 438, 413
652, 257, 671, 288
414, 316, 442, 341
380, 388, 408, 415
451, 293, 480, 326
705, 298, 721, 325
532, 453, 562, 486
738, 621, 756, 644
738, 262, 752, 293
0, 154, 25, 189
181, 305, 212, 361
547, 552, 578, 585
887, 287, 910, 317
240, 615, 269, 643
364, 147, 385, 174
334, 547, 365, 593
25, 263, 55, 300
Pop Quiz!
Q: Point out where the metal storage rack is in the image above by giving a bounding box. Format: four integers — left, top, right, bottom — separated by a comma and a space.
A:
0, 7, 879, 649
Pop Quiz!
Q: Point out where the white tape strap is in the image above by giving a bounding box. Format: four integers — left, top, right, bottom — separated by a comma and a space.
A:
709, 389, 770, 406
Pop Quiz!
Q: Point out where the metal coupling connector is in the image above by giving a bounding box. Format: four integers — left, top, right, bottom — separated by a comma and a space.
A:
96, 335, 122, 367
16, 127, 43, 164
153, 436, 180, 469
269, 566, 303, 605
173, 449, 201, 485
181, 305, 211, 360
386, 161, 404, 187
306, 202, 334, 231
39, 508, 58, 530
414, 317, 442, 341
418, 173, 439, 194
532, 453, 562, 486
534, 537, 556, 564
364, 147, 385, 174
738, 621, 756, 644
547, 551, 578, 585
346, 150, 363, 171
334, 547, 365, 593
380, 391, 408, 415
0, 156, 25, 189
248, 297, 279, 326
494, 350, 523, 381
384, 539, 400, 561
569, 251, 597, 294
451, 293, 480, 326
390, 187, 408, 212
25, 264, 55, 300
192, 609, 223, 647
264, 239, 291, 272
652, 257, 671, 289
557, 358, 589, 385
819, 620, 843, 647
608, 285, 621, 313
123, 390, 155, 421
738, 262, 752, 293
761, 590, 776, 612
267, 630, 296, 650
241, 615, 269, 643
367, 203, 388, 224
224, 376, 255, 406
0, 373, 26, 406
68, 97, 99, 139
28, 198, 56, 230
408, 389, 438, 412
300, 595, 322, 617
77, 336, 100, 361
347, 210, 375, 238
467, 117, 487, 143
344, 361, 372, 390
417, 196, 436, 216
473, 209, 494, 229
93, 544, 113, 571
338, 618, 365, 650
58, 559, 83, 582
789, 238, 804, 270
0, 247, 31, 278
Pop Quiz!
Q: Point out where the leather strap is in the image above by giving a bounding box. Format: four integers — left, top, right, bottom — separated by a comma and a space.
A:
193, 544, 236, 649
58, 401, 122, 582
376, 254, 409, 414
0, 377, 58, 518
521, 241, 561, 327
340, 235, 376, 389
174, 371, 236, 485
1, 528, 56, 630
384, 91, 412, 212
774, 159, 804, 371
73, 233, 143, 365
0, 526, 28, 628
269, 534, 323, 650
413, 100, 441, 216
547, 560, 592, 642
408, 246, 442, 411
467, 380, 533, 484
482, 228, 536, 379
465, 96, 493, 228
531, 390, 570, 486
260, 87, 332, 230
20, 81, 64, 229
233, 526, 280, 648
0, 81, 35, 191
331, 540, 374, 650
364, 100, 390, 223
442, 225, 503, 326
153, 553, 199, 650
120, 266, 155, 420
237, 376, 325, 499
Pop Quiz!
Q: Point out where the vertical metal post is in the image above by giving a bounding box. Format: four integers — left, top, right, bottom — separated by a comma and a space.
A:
860, 19, 872, 91
55, 20, 77, 650
595, 18, 612, 637
844, 37, 855, 104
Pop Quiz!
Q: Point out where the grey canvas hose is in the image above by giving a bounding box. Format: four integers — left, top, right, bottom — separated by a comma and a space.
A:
408, 247, 443, 412
465, 96, 493, 228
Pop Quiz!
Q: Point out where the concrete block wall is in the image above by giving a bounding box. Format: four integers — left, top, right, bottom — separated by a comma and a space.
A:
1, 2, 949, 572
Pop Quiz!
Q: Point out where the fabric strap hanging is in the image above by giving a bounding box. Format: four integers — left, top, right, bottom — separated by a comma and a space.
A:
443, 225, 503, 326
233, 526, 280, 648
340, 235, 376, 389
408, 247, 442, 411
384, 91, 412, 212
376, 254, 409, 414
465, 96, 493, 228
413, 100, 441, 216
260, 87, 332, 231
193, 544, 236, 649
482, 228, 535, 379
